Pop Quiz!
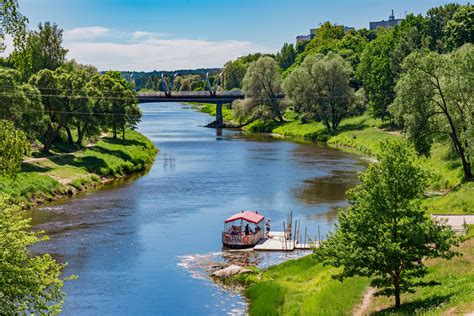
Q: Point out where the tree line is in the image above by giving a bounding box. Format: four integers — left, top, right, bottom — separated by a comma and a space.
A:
222, 3, 473, 181
1, 21, 141, 156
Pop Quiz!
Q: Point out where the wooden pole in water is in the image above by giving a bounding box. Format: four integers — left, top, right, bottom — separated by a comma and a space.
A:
318, 226, 321, 245
297, 220, 301, 244
294, 219, 297, 247
283, 221, 286, 250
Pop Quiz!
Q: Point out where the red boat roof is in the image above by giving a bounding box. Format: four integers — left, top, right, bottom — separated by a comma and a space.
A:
225, 211, 264, 224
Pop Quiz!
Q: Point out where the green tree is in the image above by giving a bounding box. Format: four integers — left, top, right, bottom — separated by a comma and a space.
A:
13, 22, 68, 80
444, 4, 474, 52
29, 68, 65, 153
284, 52, 356, 131
0, 0, 28, 49
357, 30, 396, 120
276, 43, 297, 71
426, 3, 461, 52
222, 59, 247, 90
234, 56, 286, 122
390, 44, 474, 180
316, 140, 458, 308
0, 67, 47, 138
0, 120, 29, 176
0, 194, 66, 315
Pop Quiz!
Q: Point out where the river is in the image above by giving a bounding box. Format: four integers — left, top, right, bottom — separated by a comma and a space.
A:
28, 103, 366, 315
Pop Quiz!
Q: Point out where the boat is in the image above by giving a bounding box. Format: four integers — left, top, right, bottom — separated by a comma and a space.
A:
222, 211, 265, 249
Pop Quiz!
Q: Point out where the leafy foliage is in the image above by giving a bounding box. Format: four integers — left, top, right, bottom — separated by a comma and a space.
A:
284, 52, 359, 131
390, 44, 474, 180
0, 194, 65, 315
316, 140, 459, 307
0, 120, 29, 176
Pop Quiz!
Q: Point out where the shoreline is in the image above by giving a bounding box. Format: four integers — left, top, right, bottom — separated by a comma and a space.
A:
2, 130, 158, 209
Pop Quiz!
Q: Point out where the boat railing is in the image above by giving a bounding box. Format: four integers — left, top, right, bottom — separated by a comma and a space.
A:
222, 230, 264, 246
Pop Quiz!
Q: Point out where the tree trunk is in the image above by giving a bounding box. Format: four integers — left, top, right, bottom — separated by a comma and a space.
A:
113, 127, 117, 139
122, 126, 125, 140
65, 126, 74, 146
42, 124, 57, 154
394, 271, 401, 308
76, 125, 83, 146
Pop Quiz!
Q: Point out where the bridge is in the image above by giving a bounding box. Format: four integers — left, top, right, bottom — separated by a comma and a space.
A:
137, 91, 246, 127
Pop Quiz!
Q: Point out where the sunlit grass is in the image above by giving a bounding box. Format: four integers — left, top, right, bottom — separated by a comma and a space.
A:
239, 255, 368, 315
368, 237, 474, 315
0, 130, 157, 205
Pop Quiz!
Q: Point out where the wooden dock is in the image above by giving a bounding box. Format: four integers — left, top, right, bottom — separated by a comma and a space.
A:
253, 232, 316, 251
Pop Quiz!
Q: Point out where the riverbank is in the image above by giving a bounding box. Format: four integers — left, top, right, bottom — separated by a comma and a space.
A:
0, 130, 157, 207
223, 226, 473, 315
194, 105, 472, 215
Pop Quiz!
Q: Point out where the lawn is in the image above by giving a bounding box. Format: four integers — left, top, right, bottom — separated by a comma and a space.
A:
0, 130, 157, 205
232, 255, 368, 316
367, 233, 474, 315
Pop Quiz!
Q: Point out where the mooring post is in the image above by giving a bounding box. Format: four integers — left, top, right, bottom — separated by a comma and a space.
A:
318, 226, 321, 245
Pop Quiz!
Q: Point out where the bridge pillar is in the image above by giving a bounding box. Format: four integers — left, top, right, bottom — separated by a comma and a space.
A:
216, 103, 224, 128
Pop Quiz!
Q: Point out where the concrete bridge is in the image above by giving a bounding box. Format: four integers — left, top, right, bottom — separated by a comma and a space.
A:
137, 90, 284, 127
137, 91, 246, 127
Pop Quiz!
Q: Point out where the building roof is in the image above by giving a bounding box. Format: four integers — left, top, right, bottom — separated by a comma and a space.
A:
225, 211, 264, 224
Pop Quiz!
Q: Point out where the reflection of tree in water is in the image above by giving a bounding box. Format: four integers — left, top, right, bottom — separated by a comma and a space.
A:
294, 170, 360, 205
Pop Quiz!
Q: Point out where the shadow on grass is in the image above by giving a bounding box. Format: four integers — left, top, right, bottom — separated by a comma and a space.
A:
101, 137, 148, 148
21, 163, 52, 173
49, 154, 109, 175
373, 294, 453, 315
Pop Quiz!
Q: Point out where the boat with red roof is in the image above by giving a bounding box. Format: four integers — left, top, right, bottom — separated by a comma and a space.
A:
222, 211, 265, 249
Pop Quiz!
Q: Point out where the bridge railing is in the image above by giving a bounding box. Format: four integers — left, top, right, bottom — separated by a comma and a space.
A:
138, 90, 245, 97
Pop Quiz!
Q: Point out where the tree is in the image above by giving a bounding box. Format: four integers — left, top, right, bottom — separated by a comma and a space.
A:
0, 0, 28, 49
276, 43, 297, 71
390, 44, 474, 180
316, 140, 458, 308
29, 68, 65, 153
284, 52, 356, 131
0, 194, 66, 315
0, 120, 29, 176
426, 3, 461, 52
444, 5, 474, 52
13, 22, 68, 80
234, 56, 286, 122
0, 67, 47, 138
222, 59, 247, 90
357, 30, 396, 120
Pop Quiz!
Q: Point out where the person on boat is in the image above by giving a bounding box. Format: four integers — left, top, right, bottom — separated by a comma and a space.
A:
265, 219, 271, 237
245, 224, 250, 235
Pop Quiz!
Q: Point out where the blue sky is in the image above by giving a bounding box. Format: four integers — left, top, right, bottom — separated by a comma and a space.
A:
9, 0, 468, 71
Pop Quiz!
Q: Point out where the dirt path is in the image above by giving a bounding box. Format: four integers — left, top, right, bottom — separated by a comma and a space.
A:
353, 287, 375, 316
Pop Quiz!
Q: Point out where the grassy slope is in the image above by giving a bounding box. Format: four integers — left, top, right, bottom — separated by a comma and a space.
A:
0, 130, 157, 205
368, 230, 474, 315
233, 255, 368, 316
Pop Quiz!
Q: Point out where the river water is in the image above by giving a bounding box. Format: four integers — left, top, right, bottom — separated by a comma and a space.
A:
28, 103, 365, 315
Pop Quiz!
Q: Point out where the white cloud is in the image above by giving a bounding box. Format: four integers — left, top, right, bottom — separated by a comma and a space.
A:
2, 26, 276, 71
66, 38, 266, 71
63, 26, 111, 41
63, 28, 272, 71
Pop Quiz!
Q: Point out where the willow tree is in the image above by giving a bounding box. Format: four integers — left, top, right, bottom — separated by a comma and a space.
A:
316, 140, 458, 308
284, 52, 357, 130
390, 44, 474, 180
234, 56, 286, 122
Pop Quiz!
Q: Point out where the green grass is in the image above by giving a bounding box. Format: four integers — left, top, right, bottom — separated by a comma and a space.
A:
368, 237, 474, 315
194, 103, 235, 122
424, 183, 474, 215
0, 130, 157, 206
235, 255, 368, 316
